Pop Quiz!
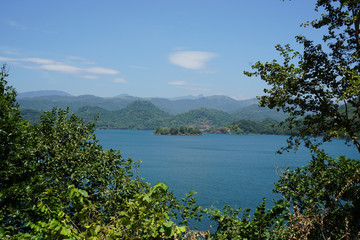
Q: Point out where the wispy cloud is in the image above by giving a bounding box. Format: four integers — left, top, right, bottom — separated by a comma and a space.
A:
113, 78, 128, 83
6, 20, 27, 30
82, 75, 99, 79
68, 56, 96, 65
0, 55, 119, 77
129, 65, 148, 70
2, 50, 20, 55
168, 81, 187, 86
87, 67, 118, 75
169, 51, 217, 70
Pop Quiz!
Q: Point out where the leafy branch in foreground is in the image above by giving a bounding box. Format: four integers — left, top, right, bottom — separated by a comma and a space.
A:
245, 0, 360, 153
242, 0, 360, 239
0, 66, 205, 239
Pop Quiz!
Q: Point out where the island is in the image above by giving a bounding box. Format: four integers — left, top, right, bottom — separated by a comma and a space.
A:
154, 126, 202, 135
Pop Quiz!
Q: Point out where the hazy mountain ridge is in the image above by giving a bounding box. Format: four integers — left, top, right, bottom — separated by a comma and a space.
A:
232, 104, 288, 122
17, 91, 258, 114
18, 91, 289, 129
17, 90, 72, 99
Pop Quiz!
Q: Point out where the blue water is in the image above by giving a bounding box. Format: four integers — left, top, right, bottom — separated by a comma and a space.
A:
95, 130, 358, 224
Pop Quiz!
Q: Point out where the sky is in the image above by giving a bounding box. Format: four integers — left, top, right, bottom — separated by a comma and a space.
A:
0, 0, 325, 99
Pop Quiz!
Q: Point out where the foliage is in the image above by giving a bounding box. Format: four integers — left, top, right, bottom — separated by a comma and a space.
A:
0, 64, 32, 235
244, 0, 360, 153
240, 0, 360, 239
0, 68, 205, 239
274, 149, 360, 239
205, 199, 288, 240
20, 108, 42, 125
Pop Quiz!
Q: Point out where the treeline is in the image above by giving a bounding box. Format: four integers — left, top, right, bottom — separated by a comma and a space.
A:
207, 118, 296, 135
154, 126, 202, 135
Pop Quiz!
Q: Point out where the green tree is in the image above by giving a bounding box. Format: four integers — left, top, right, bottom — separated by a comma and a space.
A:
0, 67, 204, 239
245, 0, 360, 153
0, 65, 33, 234
243, 0, 360, 239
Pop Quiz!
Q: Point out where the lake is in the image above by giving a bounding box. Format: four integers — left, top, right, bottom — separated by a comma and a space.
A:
95, 130, 358, 218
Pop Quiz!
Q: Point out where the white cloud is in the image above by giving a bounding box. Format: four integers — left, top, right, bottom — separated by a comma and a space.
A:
87, 67, 119, 75
0, 56, 16, 62
24, 57, 56, 65
0, 55, 119, 76
169, 51, 217, 70
168, 81, 187, 85
113, 78, 128, 83
39, 64, 81, 74
83, 75, 99, 79
68, 56, 96, 65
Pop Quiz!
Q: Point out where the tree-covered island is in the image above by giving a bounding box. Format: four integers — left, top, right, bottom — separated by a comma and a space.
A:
154, 126, 202, 135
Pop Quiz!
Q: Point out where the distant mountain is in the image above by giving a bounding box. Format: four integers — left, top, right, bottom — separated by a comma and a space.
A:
20, 97, 290, 132
18, 93, 258, 114
148, 95, 258, 114
18, 94, 137, 112
232, 104, 288, 122
18, 90, 72, 99
169, 95, 204, 100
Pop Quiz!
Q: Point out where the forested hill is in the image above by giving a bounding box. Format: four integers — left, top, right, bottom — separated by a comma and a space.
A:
74, 102, 236, 130
75, 101, 172, 129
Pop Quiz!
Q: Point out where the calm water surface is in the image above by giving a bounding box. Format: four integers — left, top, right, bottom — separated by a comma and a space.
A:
95, 130, 358, 212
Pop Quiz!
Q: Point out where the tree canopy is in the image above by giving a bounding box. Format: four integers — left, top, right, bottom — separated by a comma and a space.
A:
245, 0, 360, 153
242, 0, 360, 238
0, 66, 204, 239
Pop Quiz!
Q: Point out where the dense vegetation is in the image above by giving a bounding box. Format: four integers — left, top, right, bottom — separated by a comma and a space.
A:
0, 67, 205, 239
2, 0, 360, 239
207, 118, 295, 135
154, 126, 202, 135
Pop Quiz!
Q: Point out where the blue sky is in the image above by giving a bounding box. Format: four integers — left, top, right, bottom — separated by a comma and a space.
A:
1, 0, 324, 99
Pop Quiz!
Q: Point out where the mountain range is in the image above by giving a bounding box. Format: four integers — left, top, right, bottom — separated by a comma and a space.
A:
17, 90, 259, 113
18, 90, 289, 129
